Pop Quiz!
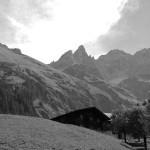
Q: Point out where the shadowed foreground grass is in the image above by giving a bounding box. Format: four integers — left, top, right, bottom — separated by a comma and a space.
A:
0, 114, 131, 150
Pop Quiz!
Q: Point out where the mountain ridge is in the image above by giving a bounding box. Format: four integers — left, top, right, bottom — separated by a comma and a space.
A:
50, 45, 96, 70
50, 45, 150, 100
0, 42, 138, 118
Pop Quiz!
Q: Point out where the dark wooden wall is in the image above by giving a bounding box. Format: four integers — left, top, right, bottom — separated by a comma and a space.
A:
52, 107, 110, 131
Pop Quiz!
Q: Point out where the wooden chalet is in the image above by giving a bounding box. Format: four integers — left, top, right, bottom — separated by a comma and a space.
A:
51, 107, 110, 131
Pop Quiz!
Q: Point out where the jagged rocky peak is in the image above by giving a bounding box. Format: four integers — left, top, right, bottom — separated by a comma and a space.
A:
59, 50, 73, 60
89, 55, 96, 61
11, 48, 22, 54
74, 45, 88, 57
76, 45, 86, 51
98, 49, 131, 61
107, 49, 130, 56
0, 43, 22, 54
98, 49, 120, 59
74, 45, 88, 64
50, 44, 97, 71
75, 45, 87, 54
134, 48, 150, 57
0, 43, 9, 50
50, 50, 75, 70
91, 56, 95, 59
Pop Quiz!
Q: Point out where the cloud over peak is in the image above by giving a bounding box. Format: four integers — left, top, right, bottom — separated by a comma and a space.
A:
0, 0, 145, 63
85, 0, 150, 57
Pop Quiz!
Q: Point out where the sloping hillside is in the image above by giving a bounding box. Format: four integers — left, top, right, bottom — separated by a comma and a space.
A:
0, 114, 130, 150
63, 64, 138, 112
119, 75, 150, 100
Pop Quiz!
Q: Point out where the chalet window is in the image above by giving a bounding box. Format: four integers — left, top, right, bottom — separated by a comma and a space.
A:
97, 119, 100, 123
80, 115, 83, 119
60, 117, 65, 122
90, 117, 93, 121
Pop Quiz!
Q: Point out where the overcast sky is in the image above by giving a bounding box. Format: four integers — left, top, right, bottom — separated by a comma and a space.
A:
0, 0, 149, 63
85, 0, 150, 58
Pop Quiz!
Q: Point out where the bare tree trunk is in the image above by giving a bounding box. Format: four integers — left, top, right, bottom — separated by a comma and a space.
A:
143, 136, 147, 150
123, 129, 127, 143
118, 132, 122, 139
138, 137, 140, 142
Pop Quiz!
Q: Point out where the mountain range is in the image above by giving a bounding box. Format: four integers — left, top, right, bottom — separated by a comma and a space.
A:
50, 45, 150, 101
0, 43, 139, 119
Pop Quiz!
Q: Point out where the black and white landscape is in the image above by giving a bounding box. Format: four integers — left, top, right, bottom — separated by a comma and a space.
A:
0, 0, 150, 149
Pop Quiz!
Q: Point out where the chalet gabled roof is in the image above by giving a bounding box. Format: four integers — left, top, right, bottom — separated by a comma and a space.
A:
51, 107, 110, 121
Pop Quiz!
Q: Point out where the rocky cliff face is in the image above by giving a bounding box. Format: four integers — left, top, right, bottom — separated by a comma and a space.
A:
79, 47, 150, 100
50, 50, 75, 70
74, 45, 96, 68
101, 48, 150, 100
96, 48, 150, 81
96, 49, 133, 80
118, 49, 150, 100
133, 48, 150, 75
